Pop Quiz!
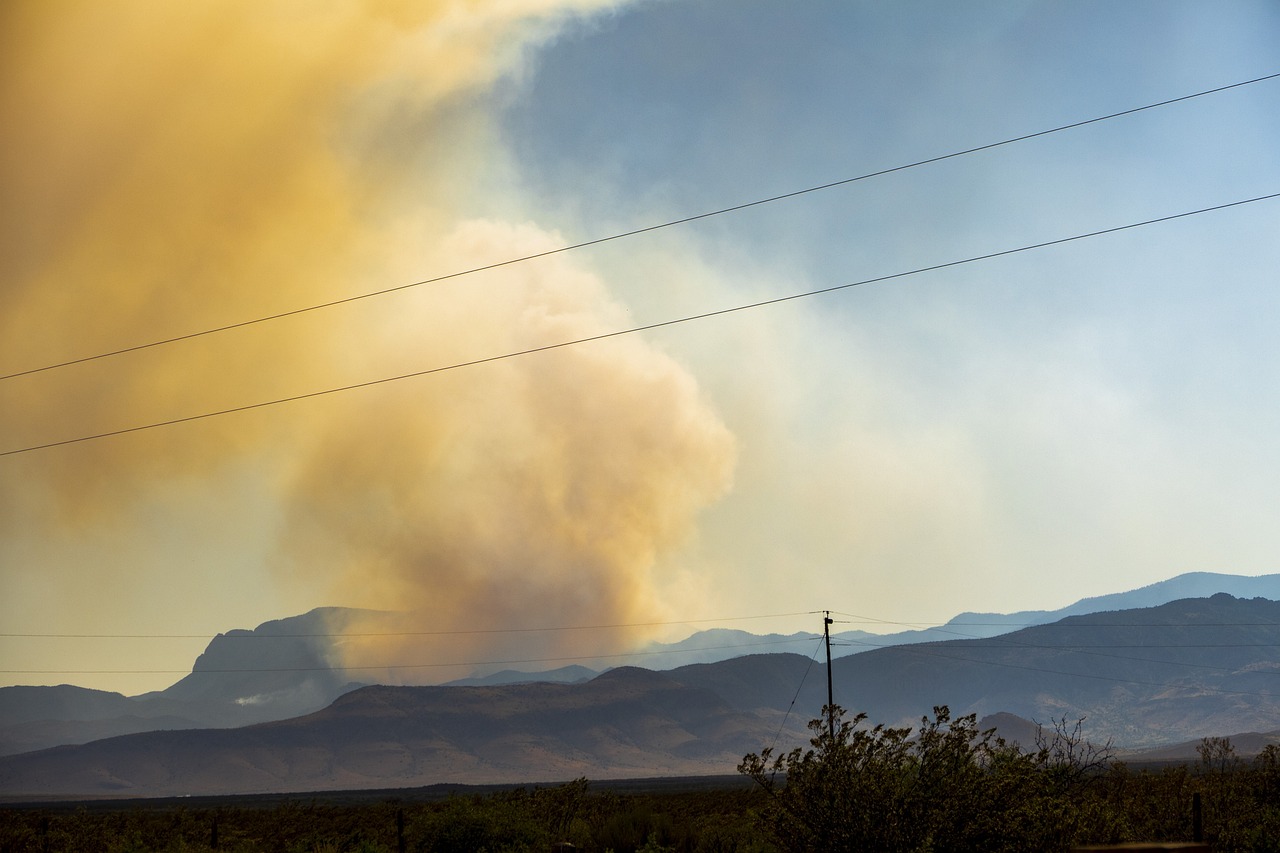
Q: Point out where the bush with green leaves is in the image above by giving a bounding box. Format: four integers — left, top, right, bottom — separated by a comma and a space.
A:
738, 704, 1115, 852
13, 743, 1280, 852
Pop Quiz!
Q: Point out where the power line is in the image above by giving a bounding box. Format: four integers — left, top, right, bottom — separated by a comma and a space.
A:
9, 626, 1280, 648
839, 635, 1280, 678
831, 607, 1280, 671
10, 616, 1280, 640
830, 611, 1280, 631
11, 605, 1280, 676
863, 642, 1280, 700
832, 602, 1280, 685
0, 610, 820, 639
767, 635, 828, 760
832, 614, 1280, 697
0, 635, 821, 675
4, 191, 1277, 459
2, 71, 1276, 383
8, 606, 1280, 704
8, 631, 1276, 703
852, 642, 1280, 650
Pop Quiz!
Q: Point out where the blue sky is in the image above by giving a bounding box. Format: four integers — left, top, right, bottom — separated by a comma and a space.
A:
487, 1, 1280, 621
2, 0, 1278, 694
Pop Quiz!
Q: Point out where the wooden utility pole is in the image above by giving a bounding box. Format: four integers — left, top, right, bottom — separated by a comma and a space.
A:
824, 611, 835, 740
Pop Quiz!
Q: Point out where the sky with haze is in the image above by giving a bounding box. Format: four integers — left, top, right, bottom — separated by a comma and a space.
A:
2, 0, 1279, 696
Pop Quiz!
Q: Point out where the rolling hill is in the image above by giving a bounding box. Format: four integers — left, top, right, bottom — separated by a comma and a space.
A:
0, 667, 797, 798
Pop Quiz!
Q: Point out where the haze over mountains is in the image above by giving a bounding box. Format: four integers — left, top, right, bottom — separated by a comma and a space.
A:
627, 571, 1280, 669
6, 571, 1274, 758
3, 573, 1279, 798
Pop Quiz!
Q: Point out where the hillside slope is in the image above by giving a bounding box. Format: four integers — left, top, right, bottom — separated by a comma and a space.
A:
828, 593, 1280, 745
0, 667, 799, 798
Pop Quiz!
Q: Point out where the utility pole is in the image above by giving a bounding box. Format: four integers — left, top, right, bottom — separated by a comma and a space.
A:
824, 611, 835, 740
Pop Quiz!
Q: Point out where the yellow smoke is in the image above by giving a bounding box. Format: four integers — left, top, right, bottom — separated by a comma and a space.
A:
0, 0, 736, 688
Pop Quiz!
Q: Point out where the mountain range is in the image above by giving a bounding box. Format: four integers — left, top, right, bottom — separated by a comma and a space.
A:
4, 572, 1278, 754
628, 570, 1280, 669
3, 587, 1280, 798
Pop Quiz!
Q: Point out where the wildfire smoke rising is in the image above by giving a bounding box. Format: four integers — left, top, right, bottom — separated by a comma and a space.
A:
0, 0, 736, 687
284, 221, 738, 679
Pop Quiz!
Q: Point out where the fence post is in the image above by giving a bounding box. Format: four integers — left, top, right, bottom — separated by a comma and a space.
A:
1192, 791, 1202, 842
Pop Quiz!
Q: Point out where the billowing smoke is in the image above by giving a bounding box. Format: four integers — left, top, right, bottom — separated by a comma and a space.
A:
0, 0, 736, 687
282, 221, 738, 680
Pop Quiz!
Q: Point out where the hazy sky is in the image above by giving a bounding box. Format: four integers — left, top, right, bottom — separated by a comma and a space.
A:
2, 1, 1278, 695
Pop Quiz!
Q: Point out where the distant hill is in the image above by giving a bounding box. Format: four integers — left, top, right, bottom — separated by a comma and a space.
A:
629, 628, 830, 669
0, 608, 375, 756
1124, 730, 1280, 764
0, 668, 799, 798
0, 686, 206, 756
4, 594, 1279, 799
444, 664, 599, 687
0, 685, 143, 727
946, 571, 1280, 634
977, 712, 1045, 750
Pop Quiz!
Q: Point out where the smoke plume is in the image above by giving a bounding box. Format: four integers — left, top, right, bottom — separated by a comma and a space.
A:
0, 0, 736, 686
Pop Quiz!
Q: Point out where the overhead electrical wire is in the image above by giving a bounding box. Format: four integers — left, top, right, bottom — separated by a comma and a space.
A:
7, 602, 1278, 708
830, 610, 1280, 697
0, 610, 822, 639
0, 635, 822, 675
10, 607, 1280, 676
838, 635, 1280, 678
3, 190, 1276, 459
832, 610, 1280, 630
766, 636, 828, 763
866, 642, 1280, 700
831, 607, 1280, 673
10, 614, 1280, 639
831, 610, 1280, 633
6, 631, 1274, 703
1, 71, 1276, 383
8, 610, 1279, 645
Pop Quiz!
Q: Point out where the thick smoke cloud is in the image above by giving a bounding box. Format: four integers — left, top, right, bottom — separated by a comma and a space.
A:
282, 221, 737, 679
0, 0, 735, 687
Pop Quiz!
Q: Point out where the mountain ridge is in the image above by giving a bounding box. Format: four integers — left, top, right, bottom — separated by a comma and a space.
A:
4, 572, 1277, 758
4, 594, 1279, 798
947, 571, 1280, 632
